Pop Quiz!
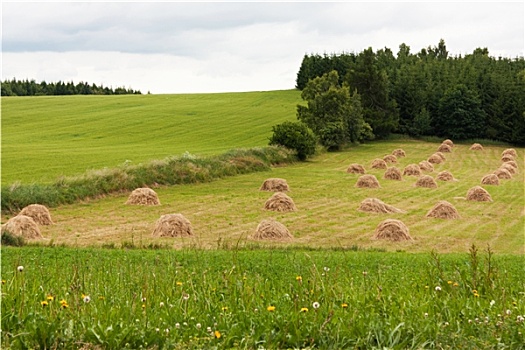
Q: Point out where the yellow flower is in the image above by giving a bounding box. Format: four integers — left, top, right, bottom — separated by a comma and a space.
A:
300, 307, 308, 312
1, 280, 5, 285
222, 306, 228, 311
46, 295, 54, 301
453, 282, 459, 287
214, 330, 221, 339
472, 290, 478, 294
296, 276, 302, 281
447, 281, 453, 285
342, 303, 349, 308
176, 281, 183, 286
41, 300, 49, 307
142, 304, 146, 309
474, 293, 480, 298
267, 305, 276, 312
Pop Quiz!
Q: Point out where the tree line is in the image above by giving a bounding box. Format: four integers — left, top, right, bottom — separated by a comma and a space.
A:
294, 39, 525, 145
1, 78, 142, 96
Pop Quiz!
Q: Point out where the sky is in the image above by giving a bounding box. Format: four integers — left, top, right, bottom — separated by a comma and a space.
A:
1, 1, 524, 94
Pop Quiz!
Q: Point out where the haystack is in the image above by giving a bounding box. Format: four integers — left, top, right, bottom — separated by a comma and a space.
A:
1, 215, 43, 239
126, 188, 160, 205
437, 143, 452, 153
18, 204, 53, 225
264, 192, 297, 212
371, 159, 387, 169
425, 200, 460, 219
403, 164, 421, 176
466, 186, 492, 202
415, 175, 438, 188
392, 149, 406, 158
470, 143, 483, 150
503, 160, 518, 169
481, 174, 500, 186
419, 161, 434, 172
501, 155, 515, 163
152, 214, 193, 237
358, 198, 405, 214
502, 148, 517, 158
260, 178, 290, 192
442, 139, 454, 147
493, 168, 512, 179
383, 155, 398, 164
435, 152, 446, 161
384, 167, 402, 181
428, 154, 443, 164
437, 171, 456, 182
356, 175, 381, 189
347, 164, 366, 174
373, 219, 412, 241
253, 219, 293, 241
499, 163, 516, 175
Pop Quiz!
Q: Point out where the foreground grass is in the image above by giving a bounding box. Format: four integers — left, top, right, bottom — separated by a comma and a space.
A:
1, 246, 524, 349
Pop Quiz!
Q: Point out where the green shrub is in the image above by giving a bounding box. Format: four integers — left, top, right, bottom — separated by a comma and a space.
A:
269, 121, 317, 160
1, 231, 25, 246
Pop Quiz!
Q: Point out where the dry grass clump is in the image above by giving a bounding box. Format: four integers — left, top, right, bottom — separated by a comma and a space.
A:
371, 159, 387, 169
19, 204, 53, 225
442, 139, 454, 147
481, 174, 500, 186
384, 167, 403, 181
347, 164, 366, 174
499, 163, 516, 175
493, 168, 512, 179
383, 155, 398, 164
358, 198, 405, 214
403, 164, 421, 176
373, 219, 412, 241
437, 143, 452, 153
264, 192, 297, 212
356, 175, 381, 189
502, 148, 517, 158
418, 161, 434, 172
1, 215, 43, 239
253, 219, 293, 241
260, 178, 290, 192
501, 155, 515, 163
392, 149, 406, 158
152, 214, 193, 237
466, 186, 492, 202
470, 143, 483, 150
415, 175, 438, 188
437, 171, 456, 182
428, 154, 443, 164
425, 200, 460, 219
126, 188, 161, 205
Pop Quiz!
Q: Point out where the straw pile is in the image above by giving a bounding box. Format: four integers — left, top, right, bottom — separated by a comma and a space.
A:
18, 204, 53, 225
481, 174, 500, 185
384, 167, 403, 181
502, 148, 517, 158
152, 214, 193, 237
442, 139, 454, 147
493, 168, 512, 179
383, 155, 398, 164
264, 192, 297, 212
347, 164, 366, 174
415, 175, 438, 188
501, 155, 515, 163
403, 164, 421, 176
373, 219, 412, 241
428, 154, 443, 164
392, 149, 406, 158
260, 178, 290, 192
437, 143, 452, 153
1, 215, 43, 239
425, 200, 460, 219
499, 163, 516, 175
358, 198, 405, 214
419, 161, 434, 172
356, 175, 381, 189
466, 186, 492, 202
437, 171, 456, 182
470, 143, 483, 150
253, 219, 293, 241
126, 188, 161, 205
503, 160, 518, 169
371, 159, 387, 169
435, 152, 446, 161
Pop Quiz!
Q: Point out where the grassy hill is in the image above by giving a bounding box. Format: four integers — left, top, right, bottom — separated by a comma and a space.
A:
1, 90, 302, 184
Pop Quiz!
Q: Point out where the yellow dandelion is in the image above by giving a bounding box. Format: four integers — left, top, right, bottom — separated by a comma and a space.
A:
214, 330, 221, 339
300, 307, 308, 312
1, 280, 6, 285
176, 281, 183, 286
46, 295, 54, 301
472, 290, 478, 294
474, 293, 480, 298
222, 306, 228, 311
453, 282, 459, 287
296, 276, 302, 281
60, 300, 69, 309
447, 281, 453, 285
267, 305, 276, 312
342, 303, 349, 308
41, 300, 49, 307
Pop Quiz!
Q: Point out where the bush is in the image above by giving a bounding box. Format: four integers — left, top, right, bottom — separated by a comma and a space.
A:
1, 231, 26, 246
269, 121, 317, 161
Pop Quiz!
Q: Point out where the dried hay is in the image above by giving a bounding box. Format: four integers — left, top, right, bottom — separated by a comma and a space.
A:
264, 192, 297, 212
1, 215, 43, 239
493, 168, 512, 179
435, 152, 446, 161
373, 219, 412, 241
403, 164, 421, 176
384, 167, 403, 181
466, 186, 492, 202
437, 171, 456, 182
499, 163, 516, 175
152, 214, 193, 237
502, 148, 517, 158
470, 143, 483, 150
347, 164, 366, 174
126, 188, 160, 205
253, 219, 293, 241
358, 198, 405, 214
501, 155, 515, 163
426, 200, 460, 219
356, 175, 381, 189
19, 204, 53, 225
371, 159, 387, 169
428, 154, 443, 164
383, 155, 398, 164
481, 174, 500, 186
503, 160, 518, 169
418, 161, 434, 172
260, 178, 290, 192
415, 175, 438, 188
392, 149, 406, 157
437, 143, 452, 153
442, 139, 454, 147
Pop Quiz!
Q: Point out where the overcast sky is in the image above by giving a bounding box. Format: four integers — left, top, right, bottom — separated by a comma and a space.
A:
2, 1, 524, 94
